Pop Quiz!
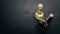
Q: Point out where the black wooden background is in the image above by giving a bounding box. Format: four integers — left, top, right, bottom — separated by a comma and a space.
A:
1, 0, 60, 34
